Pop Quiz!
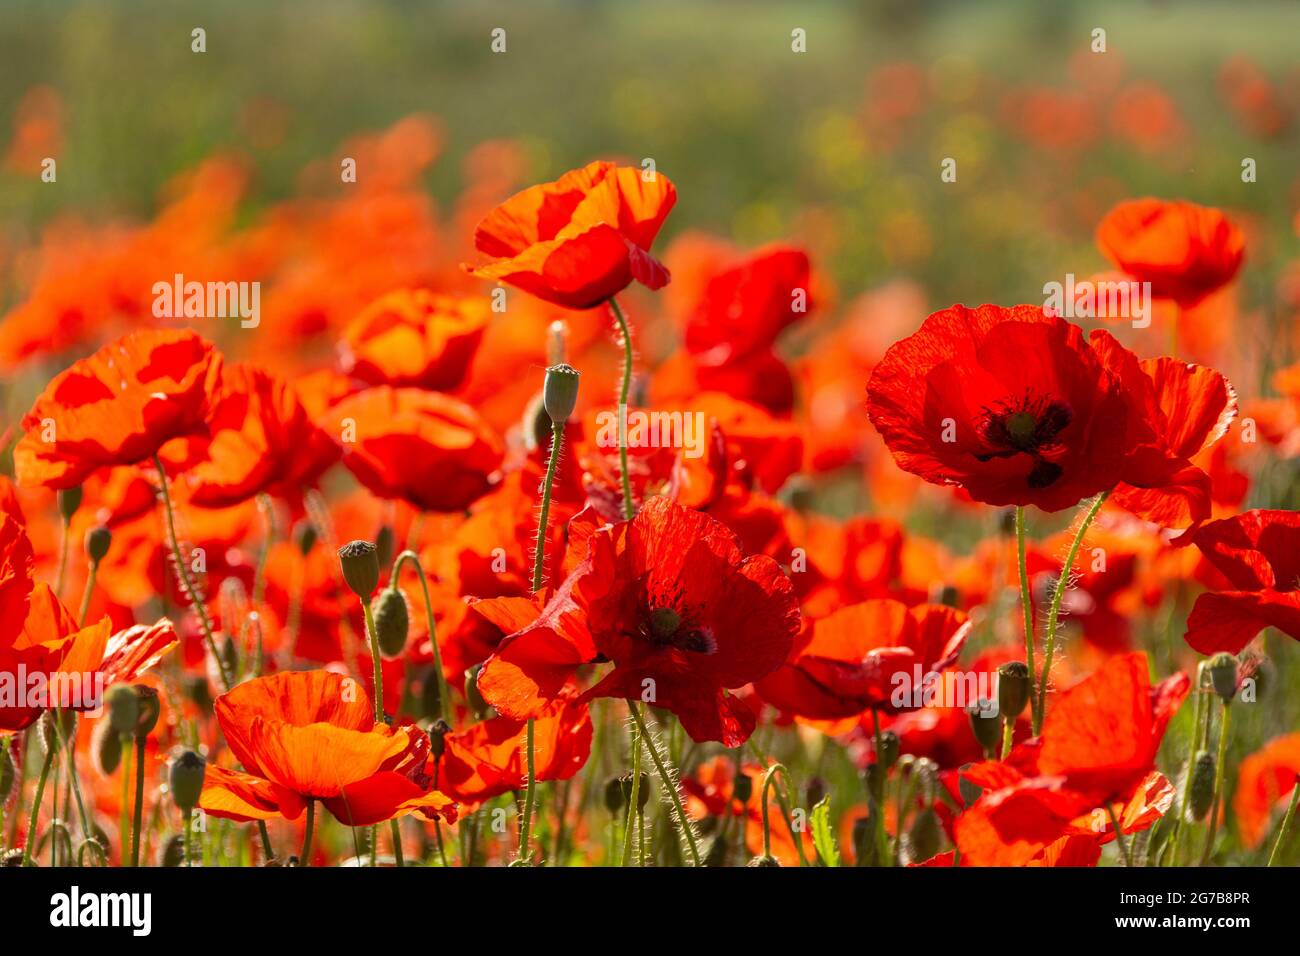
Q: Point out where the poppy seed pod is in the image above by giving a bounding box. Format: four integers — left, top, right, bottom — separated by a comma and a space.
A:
374, 587, 410, 658
57, 485, 83, 521
543, 363, 580, 425
997, 661, 1031, 719
1188, 750, 1217, 821
968, 701, 1001, 753
133, 686, 161, 736
1206, 652, 1239, 704
105, 684, 140, 736
604, 776, 626, 814
91, 717, 122, 776
337, 540, 380, 600
876, 730, 900, 771
907, 807, 942, 864
157, 834, 186, 868
169, 749, 206, 813
84, 524, 112, 563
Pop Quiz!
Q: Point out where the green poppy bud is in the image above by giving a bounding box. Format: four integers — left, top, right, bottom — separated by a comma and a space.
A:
373, 587, 410, 658
907, 807, 942, 864
968, 700, 1001, 754
92, 717, 122, 775
732, 771, 754, 805
958, 771, 982, 808
543, 363, 581, 425
604, 776, 626, 814
375, 525, 395, 572
420, 673, 443, 720
58, 486, 83, 522
156, 833, 186, 868
997, 661, 1031, 719
428, 719, 450, 758
169, 749, 206, 813
337, 539, 380, 600
464, 664, 489, 719
1206, 652, 1239, 704
184, 675, 213, 715
106, 684, 140, 736
134, 685, 161, 737
805, 776, 827, 810
294, 519, 318, 556
84, 525, 112, 564
1188, 750, 1217, 821
0, 745, 14, 801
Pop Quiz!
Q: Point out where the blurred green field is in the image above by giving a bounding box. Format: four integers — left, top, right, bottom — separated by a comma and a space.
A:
2, 0, 1298, 317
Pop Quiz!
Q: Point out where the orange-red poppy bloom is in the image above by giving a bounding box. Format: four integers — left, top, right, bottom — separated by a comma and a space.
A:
199, 670, 455, 826
1096, 198, 1245, 307
464, 161, 676, 309
329, 386, 503, 513
1184, 510, 1300, 655
476, 497, 798, 746
14, 329, 222, 489
754, 599, 970, 722
340, 289, 489, 390
867, 304, 1131, 512
1233, 732, 1300, 848
163, 362, 340, 507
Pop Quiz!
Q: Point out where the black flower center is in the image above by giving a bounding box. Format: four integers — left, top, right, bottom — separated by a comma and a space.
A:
975, 393, 1074, 488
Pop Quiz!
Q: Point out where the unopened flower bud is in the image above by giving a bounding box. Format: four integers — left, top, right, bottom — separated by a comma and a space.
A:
106, 684, 139, 736
421, 674, 443, 721
169, 749, 206, 813
464, 664, 488, 719
157, 833, 186, 868
0, 745, 14, 801
428, 719, 450, 758
337, 540, 380, 600
968, 700, 1001, 754
1188, 750, 1217, 821
375, 525, 395, 572
805, 777, 827, 809
619, 771, 651, 811
373, 587, 410, 658
92, 717, 122, 775
58, 486, 83, 522
184, 675, 213, 715
1206, 653, 1239, 704
294, 520, 318, 556
732, 771, 754, 804
604, 776, 626, 814
877, 730, 900, 771
907, 807, 942, 863
958, 771, 982, 808
133, 686, 161, 736
997, 661, 1031, 719
84, 525, 112, 564
543, 363, 580, 425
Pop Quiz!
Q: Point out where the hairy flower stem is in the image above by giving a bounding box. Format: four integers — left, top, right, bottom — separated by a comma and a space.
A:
1199, 701, 1231, 866
1034, 491, 1108, 733
870, 709, 892, 866
628, 703, 701, 866
130, 736, 145, 867
1165, 682, 1206, 866
1015, 506, 1037, 717
358, 598, 387, 867
78, 560, 99, 628
516, 718, 538, 864
300, 800, 315, 865
119, 739, 132, 865
1267, 777, 1300, 867
620, 713, 643, 866
55, 516, 70, 599
608, 297, 636, 521
20, 738, 55, 867
153, 455, 231, 692
1107, 803, 1133, 866
390, 550, 451, 724
759, 763, 792, 862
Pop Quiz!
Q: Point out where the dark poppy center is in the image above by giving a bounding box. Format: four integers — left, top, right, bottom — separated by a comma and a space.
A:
975, 394, 1074, 487
639, 605, 715, 655
648, 606, 681, 641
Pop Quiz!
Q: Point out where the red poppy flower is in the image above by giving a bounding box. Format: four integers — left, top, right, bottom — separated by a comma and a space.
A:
1096, 198, 1245, 307
1184, 510, 1300, 655
439, 689, 592, 808
475, 497, 798, 746
754, 600, 970, 721
199, 670, 455, 826
1090, 330, 1237, 528
329, 386, 503, 513
1233, 732, 1300, 848
866, 304, 1131, 512
340, 289, 489, 390
14, 329, 222, 489
954, 653, 1188, 866
0, 508, 177, 733
464, 161, 676, 309
162, 362, 341, 507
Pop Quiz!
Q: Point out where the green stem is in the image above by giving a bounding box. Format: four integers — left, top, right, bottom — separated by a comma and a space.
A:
390, 818, 405, 867
629, 703, 701, 866
78, 560, 99, 627
532, 421, 565, 593
1034, 491, 1108, 733
1015, 506, 1037, 718
517, 718, 537, 864
870, 709, 892, 867
55, 516, 70, 599
1199, 702, 1231, 866
608, 297, 636, 520
1107, 803, 1133, 867
130, 735, 145, 867
183, 809, 193, 867
361, 600, 384, 723
1000, 718, 1014, 761
620, 713, 642, 867
153, 455, 231, 692
21, 736, 56, 867
300, 800, 315, 865
759, 763, 792, 860
119, 738, 131, 866
390, 551, 450, 724
1267, 777, 1300, 867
